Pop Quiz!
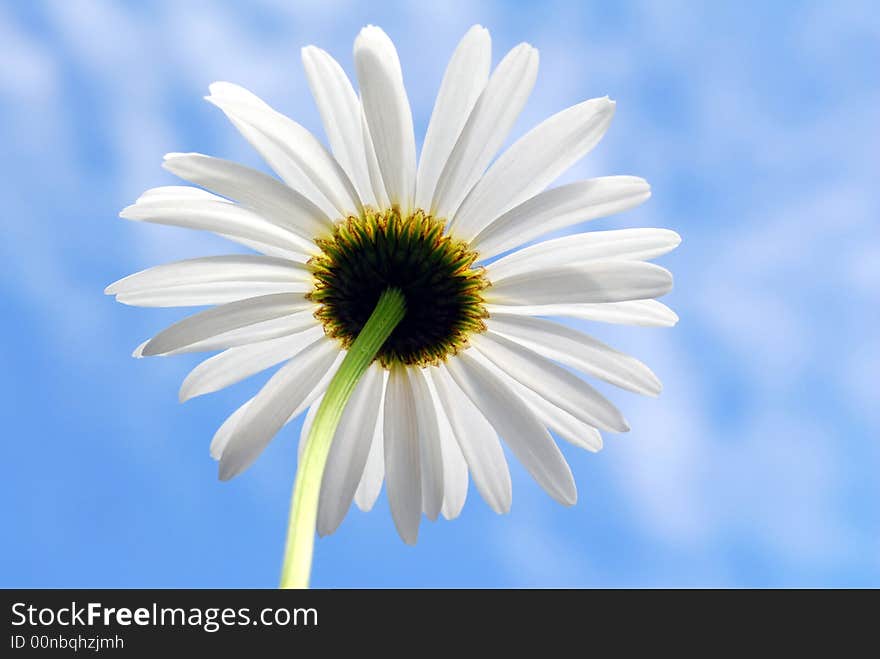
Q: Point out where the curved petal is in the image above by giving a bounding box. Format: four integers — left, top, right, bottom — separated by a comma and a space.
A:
140, 293, 312, 357
114, 281, 307, 308
207, 82, 361, 217
163, 153, 332, 241
136, 308, 319, 357
431, 43, 539, 219
316, 363, 385, 536
452, 97, 616, 240
212, 352, 343, 462
383, 364, 421, 544
424, 370, 468, 520
505, 375, 603, 452
218, 338, 338, 480
487, 313, 662, 396
354, 26, 417, 211
415, 25, 491, 211
354, 370, 387, 511
486, 261, 673, 306
470, 332, 629, 433
485, 299, 679, 327
407, 367, 444, 522
302, 46, 379, 207
445, 350, 576, 506
106, 255, 310, 296
486, 228, 682, 281
179, 326, 324, 402
471, 176, 651, 261
430, 365, 511, 514
120, 186, 312, 255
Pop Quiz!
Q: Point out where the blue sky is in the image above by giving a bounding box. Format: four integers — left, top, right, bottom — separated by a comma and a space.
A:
2, 0, 878, 587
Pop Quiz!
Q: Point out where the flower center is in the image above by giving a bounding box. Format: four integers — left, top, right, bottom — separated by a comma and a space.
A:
308, 207, 490, 367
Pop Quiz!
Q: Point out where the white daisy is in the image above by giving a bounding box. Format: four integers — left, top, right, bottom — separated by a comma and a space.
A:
108, 25, 678, 578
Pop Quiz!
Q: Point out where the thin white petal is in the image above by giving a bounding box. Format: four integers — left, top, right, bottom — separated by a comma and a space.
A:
383, 364, 421, 544
485, 299, 679, 327
354, 26, 417, 211
487, 228, 681, 281
424, 370, 468, 520
488, 314, 661, 396
415, 25, 491, 211
120, 187, 311, 255
114, 281, 306, 308
179, 326, 324, 402
445, 351, 576, 505
207, 82, 361, 217
213, 352, 343, 462
218, 338, 338, 480
471, 176, 652, 261
210, 398, 251, 461
141, 293, 312, 357
316, 363, 385, 536
145, 309, 319, 356
407, 367, 444, 522
505, 376, 603, 452
452, 97, 616, 239
163, 153, 332, 241
354, 370, 387, 511
431, 365, 511, 514
302, 47, 378, 207
470, 332, 629, 433
106, 255, 310, 295
361, 111, 390, 209
486, 261, 673, 306
431, 43, 539, 219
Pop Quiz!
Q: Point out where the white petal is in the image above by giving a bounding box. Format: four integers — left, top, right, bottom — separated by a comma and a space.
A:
179, 326, 324, 402
488, 314, 661, 396
485, 299, 679, 327
354, 370, 387, 511
213, 352, 343, 462
431, 43, 539, 219
430, 365, 511, 514
505, 376, 603, 452
471, 176, 652, 261
424, 370, 468, 520
120, 187, 311, 255
210, 398, 251, 460
445, 351, 576, 505
163, 153, 332, 241
106, 255, 310, 295
452, 97, 616, 240
486, 261, 673, 306
470, 332, 628, 433
406, 367, 444, 522
316, 363, 385, 536
415, 25, 491, 212
487, 228, 682, 281
302, 47, 378, 207
383, 363, 421, 544
204, 84, 336, 217
360, 111, 390, 209
207, 82, 361, 217
145, 309, 319, 356
218, 338, 338, 480
141, 293, 312, 357
114, 281, 306, 308
227, 236, 308, 261
354, 26, 417, 211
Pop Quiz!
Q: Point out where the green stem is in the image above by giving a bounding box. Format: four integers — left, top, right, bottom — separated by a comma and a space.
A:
279, 288, 406, 589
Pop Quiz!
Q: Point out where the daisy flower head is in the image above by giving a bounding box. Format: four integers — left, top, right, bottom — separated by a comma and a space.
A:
108, 24, 678, 584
